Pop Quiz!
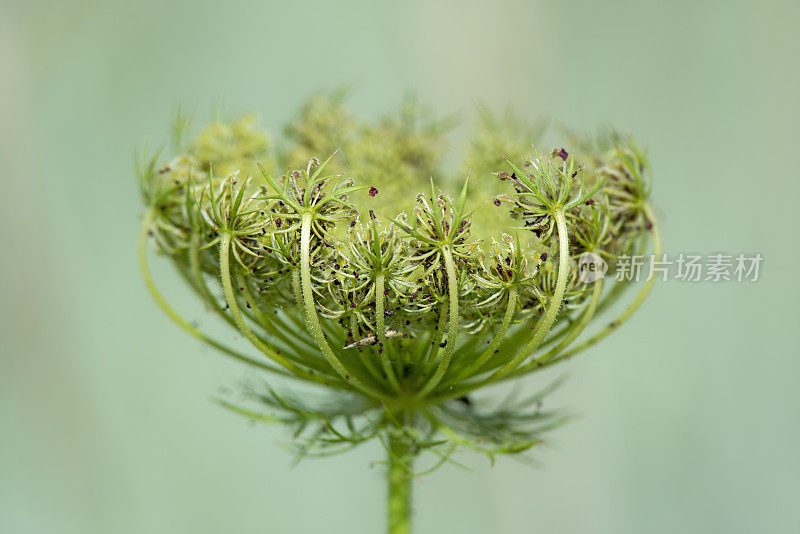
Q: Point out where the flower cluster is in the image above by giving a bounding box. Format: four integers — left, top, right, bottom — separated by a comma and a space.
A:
137, 97, 660, 474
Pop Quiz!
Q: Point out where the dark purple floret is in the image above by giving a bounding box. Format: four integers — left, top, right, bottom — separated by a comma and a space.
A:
369, 187, 379, 197
552, 148, 569, 161
540, 252, 548, 261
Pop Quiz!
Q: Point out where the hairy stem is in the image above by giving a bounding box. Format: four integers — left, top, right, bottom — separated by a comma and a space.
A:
187, 234, 236, 328
218, 232, 338, 387
376, 274, 402, 391
387, 436, 412, 534
235, 272, 327, 367
299, 213, 388, 399
299, 213, 350, 377
532, 277, 604, 366
348, 302, 386, 384
421, 304, 447, 368
291, 269, 304, 310
416, 246, 460, 399
551, 203, 661, 363
451, 286, 518, 382
491, 209, 571, 379
138, 212, 288, 376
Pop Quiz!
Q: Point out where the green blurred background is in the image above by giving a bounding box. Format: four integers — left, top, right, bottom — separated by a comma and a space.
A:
2, 0, 799, 532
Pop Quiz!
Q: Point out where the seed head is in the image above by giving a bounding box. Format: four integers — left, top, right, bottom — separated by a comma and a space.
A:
137, 100, 660, 471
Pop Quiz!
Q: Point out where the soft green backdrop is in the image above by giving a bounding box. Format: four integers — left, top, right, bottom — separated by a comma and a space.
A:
2, 1, 798, 532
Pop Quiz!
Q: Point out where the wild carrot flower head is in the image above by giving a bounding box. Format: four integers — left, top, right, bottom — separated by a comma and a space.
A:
138, 95, 660, 466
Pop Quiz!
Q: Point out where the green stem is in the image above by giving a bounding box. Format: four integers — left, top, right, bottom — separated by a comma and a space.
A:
415, 246, 460, 399
530, 277, 604, 367
299, 213, 350, 378
491, 209, 571, 380
291, 269, 304, 311
235, 272, 329, 369
138, 212, 288, 376
450, 287, 518, 382
421, 304, 447, 367
376, 274, 402, 391
551, 203, 661, 363
387, 436, 412, 534
187, 234, 234, 325
218, 232, 339, 387
187, 239, 289, 352
299, 213, 388, 400
348, 305, 386, 384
